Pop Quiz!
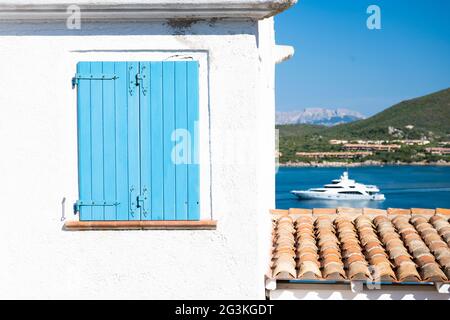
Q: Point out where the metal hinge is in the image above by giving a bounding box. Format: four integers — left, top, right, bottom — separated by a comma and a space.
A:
137, 187, 150, 216
129, 186, 150, 216
135, 73, 142, 85
72, 73, 119, 89
73, 200, 120, 213
135, 72, 148, 96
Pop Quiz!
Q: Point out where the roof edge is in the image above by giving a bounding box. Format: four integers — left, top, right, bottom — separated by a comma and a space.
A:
0, 1, 297, 21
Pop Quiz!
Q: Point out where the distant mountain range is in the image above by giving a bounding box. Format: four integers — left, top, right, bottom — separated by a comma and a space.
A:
278, 87, 450, 143
322, 87, 450, 140
276, 108, 365, 126
277, 87, 450, 163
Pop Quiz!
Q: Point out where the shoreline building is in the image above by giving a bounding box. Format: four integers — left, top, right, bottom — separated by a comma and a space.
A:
343, 143, 401, 152
296, 151, 373, 159
426, 147, 450, 155
394, 139, 431, 146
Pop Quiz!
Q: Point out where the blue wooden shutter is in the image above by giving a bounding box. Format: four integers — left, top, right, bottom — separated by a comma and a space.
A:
139, 61, 200, 220
76, 61, 141, 221
76, 61, 199, 221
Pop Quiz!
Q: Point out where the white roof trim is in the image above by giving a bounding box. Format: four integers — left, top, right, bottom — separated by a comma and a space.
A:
0, 0, 297, 21
275, 45, 294, 64
268, 282, 450, 300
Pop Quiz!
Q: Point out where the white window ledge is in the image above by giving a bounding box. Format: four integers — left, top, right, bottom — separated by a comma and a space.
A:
64, 220, 217, 231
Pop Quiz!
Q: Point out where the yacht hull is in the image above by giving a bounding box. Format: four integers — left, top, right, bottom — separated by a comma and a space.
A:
290, 172, 386, 202
291, 191, 385, 201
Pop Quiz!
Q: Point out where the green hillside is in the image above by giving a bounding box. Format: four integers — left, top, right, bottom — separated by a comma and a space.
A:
278, 87, 450, 163
324, 87, 450, 140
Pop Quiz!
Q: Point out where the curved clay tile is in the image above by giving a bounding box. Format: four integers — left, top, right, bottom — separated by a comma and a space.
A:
297, 249, 317, 259
342, 246, 363, 257
317, 236, 339, 246
336, 217, 370, 280
411, 218, 450, 279
397, 262, 420, 282
392, 217, 447, 282
272, 217, 297, 279
315, 217, 345, 280
273, 260, 297, 279
373, 217, 420, 281
342, 241, 360, 252
297, 226, 314, 234
296, 216, 322, 279
297, 219, 314, 225
276, 235, 295, 244
323, 262, 346, 280
297, 252, 319, 262
355, 215, 396, 281
422, 263, 448, 282
347, 254, 367, 265
273, 248, 296, 259
296, 228, 315, 237
298, 260, 322, 279
394, 254, 415, 266
277, 222, 295, 233
430, 216, 450, 248
371, 262, 397, 281
323, 255, 343, 265
296, 240, 317, 252
348, 261, 371, 280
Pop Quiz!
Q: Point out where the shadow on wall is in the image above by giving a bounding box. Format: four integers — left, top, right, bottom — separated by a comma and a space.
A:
0, 19, 258, 36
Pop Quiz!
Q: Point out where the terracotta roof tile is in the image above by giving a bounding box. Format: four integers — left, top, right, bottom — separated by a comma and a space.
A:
436, 208, 450, 216
337, 207, 363, 214
312, 208, 337, 216
270, 208, 450, 283
387, 208, 411, 216
411, 208, 436, 216
362, 208, 387, 217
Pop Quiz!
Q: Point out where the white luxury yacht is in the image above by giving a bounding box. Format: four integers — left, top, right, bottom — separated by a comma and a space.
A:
291, 171, 385, 201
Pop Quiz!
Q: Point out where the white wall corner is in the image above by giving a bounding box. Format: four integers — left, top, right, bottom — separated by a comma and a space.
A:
275, 45, 294, 64
265, 277, 277, 290
350, 281, 364, 293
435, 282, 450, 294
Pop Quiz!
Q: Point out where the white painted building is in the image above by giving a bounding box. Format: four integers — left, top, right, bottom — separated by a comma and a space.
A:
0, 0, 296, 299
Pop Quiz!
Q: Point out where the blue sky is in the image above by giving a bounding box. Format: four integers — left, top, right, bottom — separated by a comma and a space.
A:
274, 0, 450, 116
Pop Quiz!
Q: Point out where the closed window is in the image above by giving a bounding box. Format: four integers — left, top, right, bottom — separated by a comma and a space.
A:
73, 61, 200, 221
338, 191, 363, 195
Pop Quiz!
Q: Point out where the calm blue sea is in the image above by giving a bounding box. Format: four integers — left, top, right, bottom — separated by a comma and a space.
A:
276, 166, 450, 210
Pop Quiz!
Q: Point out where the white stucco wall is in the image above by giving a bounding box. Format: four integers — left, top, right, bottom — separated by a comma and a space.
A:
0, 18, 278, 299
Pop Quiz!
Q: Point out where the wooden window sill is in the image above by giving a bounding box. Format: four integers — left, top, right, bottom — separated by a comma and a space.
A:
63, 220, 217, 231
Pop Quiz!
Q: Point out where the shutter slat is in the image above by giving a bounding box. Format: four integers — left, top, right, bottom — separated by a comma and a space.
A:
127, 62, 141, 220
150, 62, 164, 220
187, 61, 200, 220
162, 62, 176, 220
114, 62, 130, 220
102, 62, 117, 220
139, 62, 151, 220
77, 62, 92, 221
175, 62, 188, 220
90, 62, 105, 220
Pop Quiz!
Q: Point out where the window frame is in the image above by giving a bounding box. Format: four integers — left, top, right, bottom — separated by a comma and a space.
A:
66, 51, 213, 228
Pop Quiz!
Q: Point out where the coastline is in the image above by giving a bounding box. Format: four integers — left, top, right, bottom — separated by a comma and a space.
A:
279, 160, 450, 168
